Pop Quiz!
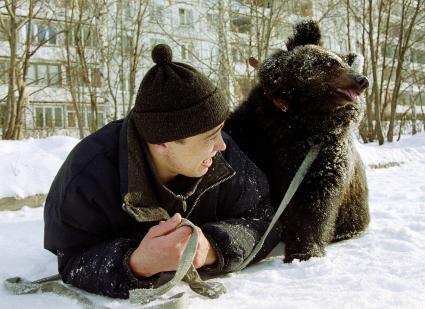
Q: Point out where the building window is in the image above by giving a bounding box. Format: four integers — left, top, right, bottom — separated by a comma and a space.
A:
118, 67, 128, 91
0, 61, 8, 84
0, 104, 5, 127
86, 110, 105, 128
66, 107, 105, 129
181, 44, 188, 60
180, 42, 195, 60
49, 64, 61, 84
65, 66, 100, 87
206, 13, 217, 30
410, 49, 425, 64
27, 63, 62, 86
231, 16, 251, 34
118, 0, 136, 19
382, 66, 394, 80
122, 34, 133, 54
35, 107, 44, 128
381, 44, 397, 58
67, 25, 98, 47
66, 67, 84, 87
34, 106, 64, 128
296, 1, 313, 17
232, 47, 245, 63
67, 111, 76, 128
45, 107, 53, 127
0, 20, 8, 41
90, 67, 101, 87
55, 107, 63, 127
93, 112, 105, 128
179, 8, 193, 27
150, 5, 164, 23
55, 0, 88, 10
28, 22, 58, 45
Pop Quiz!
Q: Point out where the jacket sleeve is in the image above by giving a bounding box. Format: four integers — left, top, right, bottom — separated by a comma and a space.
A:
44, 180, 159, 299
200, 134, 282, 274
57, 239, 159, 299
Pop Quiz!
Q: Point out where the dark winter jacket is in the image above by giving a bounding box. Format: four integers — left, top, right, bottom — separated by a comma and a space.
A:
44, 115, 281, 299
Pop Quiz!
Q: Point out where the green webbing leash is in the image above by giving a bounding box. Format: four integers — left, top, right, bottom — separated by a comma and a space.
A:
128, 219, 226, 306
4, 275, 108, 309
4, 143, 322, 308
236, 142, 323, 271
3, 219, 225, 309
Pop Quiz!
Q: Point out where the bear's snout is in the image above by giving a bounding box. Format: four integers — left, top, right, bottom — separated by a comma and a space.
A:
331, 72, 369, 102
354, 74, 369, 91
344, 72, 369, 93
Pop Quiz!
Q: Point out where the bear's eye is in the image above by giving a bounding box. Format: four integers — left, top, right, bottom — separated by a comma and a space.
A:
326, 59, 341, 67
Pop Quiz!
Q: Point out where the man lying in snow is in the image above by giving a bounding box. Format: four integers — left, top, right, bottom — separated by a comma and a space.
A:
44, 44, 281, 299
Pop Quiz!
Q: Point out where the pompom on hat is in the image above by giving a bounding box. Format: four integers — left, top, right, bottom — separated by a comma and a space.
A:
151, 44, 173, 65
132, 44, 229, 143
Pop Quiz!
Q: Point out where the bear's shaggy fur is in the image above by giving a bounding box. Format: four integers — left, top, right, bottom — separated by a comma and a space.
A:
225, 20, 370, 263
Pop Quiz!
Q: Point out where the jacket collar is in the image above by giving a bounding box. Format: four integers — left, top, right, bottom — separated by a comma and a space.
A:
118, 114, 235, 222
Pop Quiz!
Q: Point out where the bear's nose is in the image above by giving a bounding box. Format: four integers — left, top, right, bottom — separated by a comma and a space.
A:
356, 75, 369, 90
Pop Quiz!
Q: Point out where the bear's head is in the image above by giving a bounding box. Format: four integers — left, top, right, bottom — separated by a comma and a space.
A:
252, 20, 368, 125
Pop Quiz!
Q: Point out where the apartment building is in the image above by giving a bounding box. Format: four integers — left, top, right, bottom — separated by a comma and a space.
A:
0, 0, 422, 138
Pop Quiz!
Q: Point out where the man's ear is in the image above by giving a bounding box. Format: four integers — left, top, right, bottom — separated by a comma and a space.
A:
150, 143, 169, 156
248, 57, 259, 70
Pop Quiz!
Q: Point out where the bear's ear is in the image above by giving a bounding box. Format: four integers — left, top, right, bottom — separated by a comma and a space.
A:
248, 57, 259, 70
341, 52, 357, 66
273, 97, 288, 112
286, 20, 321, 51
341, 52, 364, 72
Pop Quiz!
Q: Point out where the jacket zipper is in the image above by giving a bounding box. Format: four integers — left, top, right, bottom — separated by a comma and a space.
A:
176, 195, 188, 212
185, 170, 236, 218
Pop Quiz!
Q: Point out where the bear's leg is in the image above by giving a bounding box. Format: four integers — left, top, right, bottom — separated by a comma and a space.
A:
334, 160, 370, 241
281, 174, 343, 263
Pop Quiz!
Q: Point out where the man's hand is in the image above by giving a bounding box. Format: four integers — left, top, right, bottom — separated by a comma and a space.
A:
193, 226, 217, 268
129, 213, 217, 277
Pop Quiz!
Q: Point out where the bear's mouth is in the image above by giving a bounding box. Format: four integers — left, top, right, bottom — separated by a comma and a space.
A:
335, 88, 360, 102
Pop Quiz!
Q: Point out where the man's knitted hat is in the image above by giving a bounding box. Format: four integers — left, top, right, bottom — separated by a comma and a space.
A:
132, 44, 229, 143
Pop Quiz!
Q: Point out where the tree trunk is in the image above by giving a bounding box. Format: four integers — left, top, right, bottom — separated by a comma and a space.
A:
367, 0, 384, 145
387, 0, 420, 142
217, 0, 231, 105
3, 11, 18, 140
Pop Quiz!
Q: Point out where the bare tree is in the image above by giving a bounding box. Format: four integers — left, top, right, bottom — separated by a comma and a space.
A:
0, 0, 62, 139
101, 0, 149, 120
340, 0, 424, 144
60, 0, 106, 136
228, 0, 288, 102
386, 0, 424, 142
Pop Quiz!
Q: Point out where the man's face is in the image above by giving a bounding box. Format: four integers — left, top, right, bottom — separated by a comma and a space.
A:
163, 123, 227, 179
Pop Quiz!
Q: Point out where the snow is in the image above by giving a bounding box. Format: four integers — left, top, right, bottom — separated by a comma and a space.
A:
0, 133, 424, 308
0, 136, 79, 198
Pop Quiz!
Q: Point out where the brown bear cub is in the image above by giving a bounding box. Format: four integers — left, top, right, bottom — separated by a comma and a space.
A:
225, 20, 370, 263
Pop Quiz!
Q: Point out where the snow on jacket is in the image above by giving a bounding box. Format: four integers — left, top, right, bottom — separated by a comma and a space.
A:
44, 115, 281, 299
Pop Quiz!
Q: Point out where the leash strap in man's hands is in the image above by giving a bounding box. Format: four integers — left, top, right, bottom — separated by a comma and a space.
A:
129, 218, 226, 304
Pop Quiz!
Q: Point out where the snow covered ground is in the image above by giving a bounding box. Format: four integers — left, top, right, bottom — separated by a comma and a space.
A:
0, 136, 79, 199
0, 133, 424, 308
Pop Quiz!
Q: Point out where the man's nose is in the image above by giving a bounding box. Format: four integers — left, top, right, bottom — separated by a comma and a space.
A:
214, 133, 227, 152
